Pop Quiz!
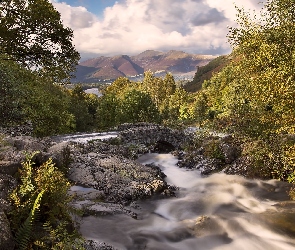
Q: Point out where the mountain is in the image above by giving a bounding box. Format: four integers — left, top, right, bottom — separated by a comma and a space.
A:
73, 50, 216, 83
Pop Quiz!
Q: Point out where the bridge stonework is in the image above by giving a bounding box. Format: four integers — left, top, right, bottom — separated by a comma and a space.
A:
118, 123, 190, 150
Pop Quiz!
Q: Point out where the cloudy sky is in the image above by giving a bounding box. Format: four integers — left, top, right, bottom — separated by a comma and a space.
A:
50, 0, 264, 61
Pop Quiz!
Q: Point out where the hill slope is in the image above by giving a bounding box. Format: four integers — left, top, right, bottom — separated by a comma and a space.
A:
183, 55, 230, 92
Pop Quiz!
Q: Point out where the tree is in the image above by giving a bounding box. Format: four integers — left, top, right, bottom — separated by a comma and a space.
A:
0, 0, 80, 82
96, 94, 121, 129
120, 89, 160, 123
191, 92, 208, 127
0, 59, 25, 126
165, 87, 189, 121
68, 85, 93, 132
201, 0, 295, 137
103, 77, 131, 96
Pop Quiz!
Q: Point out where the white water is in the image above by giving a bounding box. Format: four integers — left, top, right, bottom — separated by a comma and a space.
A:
79, 153, 295, 250
52, 131, 118, 143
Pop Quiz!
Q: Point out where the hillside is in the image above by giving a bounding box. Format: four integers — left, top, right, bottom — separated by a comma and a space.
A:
183, 55, 230, 92
73, 50, 216, 82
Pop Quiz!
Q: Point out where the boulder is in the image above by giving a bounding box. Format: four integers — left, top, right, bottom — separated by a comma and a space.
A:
0, 211, 15, 250
0, 161, 20, 176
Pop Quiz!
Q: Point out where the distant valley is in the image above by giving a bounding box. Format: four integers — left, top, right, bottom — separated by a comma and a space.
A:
73, 50, 216, 83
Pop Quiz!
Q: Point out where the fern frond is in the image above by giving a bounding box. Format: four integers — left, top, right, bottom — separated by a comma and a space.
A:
16, 190, 44, 250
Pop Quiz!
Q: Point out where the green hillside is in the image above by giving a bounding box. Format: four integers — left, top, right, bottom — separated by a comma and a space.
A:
183, 55, 229, 92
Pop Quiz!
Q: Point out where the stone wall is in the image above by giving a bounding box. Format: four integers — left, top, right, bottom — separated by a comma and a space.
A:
118, 123, 190, 151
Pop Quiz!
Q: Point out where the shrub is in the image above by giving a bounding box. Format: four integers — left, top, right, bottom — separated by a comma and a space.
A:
9, 153, 84, 249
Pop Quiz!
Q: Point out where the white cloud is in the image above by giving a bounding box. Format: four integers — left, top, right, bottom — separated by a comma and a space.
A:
51, 0, 264, 60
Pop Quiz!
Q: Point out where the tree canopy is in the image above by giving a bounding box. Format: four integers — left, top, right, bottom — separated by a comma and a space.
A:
199, 0, 295, 137
0, 0, 80, 82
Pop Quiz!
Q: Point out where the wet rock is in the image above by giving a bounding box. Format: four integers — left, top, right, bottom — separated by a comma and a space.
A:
0, 161, 20, 176
184, 216, 226, 237
84, 239, 119, 250
0, 174, 17, 213
72, 201, 137, 218
68, 151, 172, 204
0, 211, 15, 250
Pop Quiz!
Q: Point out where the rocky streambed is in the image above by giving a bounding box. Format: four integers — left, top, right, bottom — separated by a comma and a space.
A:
1, 123, 295, 249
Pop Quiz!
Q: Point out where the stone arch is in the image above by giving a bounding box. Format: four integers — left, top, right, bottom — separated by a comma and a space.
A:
153, 140, 175, 153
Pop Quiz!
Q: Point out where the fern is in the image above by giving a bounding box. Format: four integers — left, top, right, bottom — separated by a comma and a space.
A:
16, 190, 44, 250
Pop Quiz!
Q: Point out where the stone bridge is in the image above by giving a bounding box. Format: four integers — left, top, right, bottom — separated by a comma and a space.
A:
118, 123, 191, 152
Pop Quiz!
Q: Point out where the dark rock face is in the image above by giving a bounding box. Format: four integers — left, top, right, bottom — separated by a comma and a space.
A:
0, 174, 17, 249
0, 211, 15, 250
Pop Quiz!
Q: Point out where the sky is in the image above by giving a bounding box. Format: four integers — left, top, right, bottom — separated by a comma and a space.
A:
50, 0, 264, 61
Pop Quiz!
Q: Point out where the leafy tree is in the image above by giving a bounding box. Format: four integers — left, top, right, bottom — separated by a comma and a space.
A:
120, 89, 160, 123
165, 87, 189, 121
68, 85, 93, 132
103, 77, 131, 96
201, 0, 295, 137
191, 91, 209, 127
85, 93, 100, 123
141, 71, 164, 108
0, 59, 25, 126
96, 93, 121, 129
0, 58, 76, 136
0, 0, 80, 82
22, 77, 75, 136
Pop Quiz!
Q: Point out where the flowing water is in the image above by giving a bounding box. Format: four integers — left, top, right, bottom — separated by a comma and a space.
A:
79, 153, 295, 250
52, 131, 118, 143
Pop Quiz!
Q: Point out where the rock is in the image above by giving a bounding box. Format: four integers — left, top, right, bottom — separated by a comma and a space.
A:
84, 239, 119, 250
68, 147, 172, 204
219, 136, 241, 164
0, 174, 17, 213
5, 136, 47, 151
0, 161, 20, 176
0, 211, 15, 250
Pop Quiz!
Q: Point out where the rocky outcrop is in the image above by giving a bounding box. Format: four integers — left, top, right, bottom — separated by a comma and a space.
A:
176, 135, 242, 176
68, 149, 174, 205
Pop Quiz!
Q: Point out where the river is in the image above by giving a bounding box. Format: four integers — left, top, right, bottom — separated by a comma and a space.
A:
79, 153, 295, 250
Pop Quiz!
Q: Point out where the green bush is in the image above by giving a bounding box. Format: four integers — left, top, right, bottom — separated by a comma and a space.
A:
9, 153, 84, 249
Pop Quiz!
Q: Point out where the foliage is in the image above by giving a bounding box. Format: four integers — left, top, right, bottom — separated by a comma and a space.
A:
9, 153, 84, 249
184, 55, 229, 92
185, 0, 295, 190
94, 72, 193, 130
195, 0, 294, 138
0, 59, 27, 126
120, 89, 160, 124
96, 93, 122, 129
16, 190, 44, 250
0, 39, 77, 137
0, 0, 80, 82
164, 87, 189, 121
190, 92, 209, 127
68, 85, 96, 132
203, 139, 225, 162
22, 78, 76, 136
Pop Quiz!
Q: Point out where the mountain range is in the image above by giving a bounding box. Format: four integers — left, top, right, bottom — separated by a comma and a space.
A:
73, 50, 216, 82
